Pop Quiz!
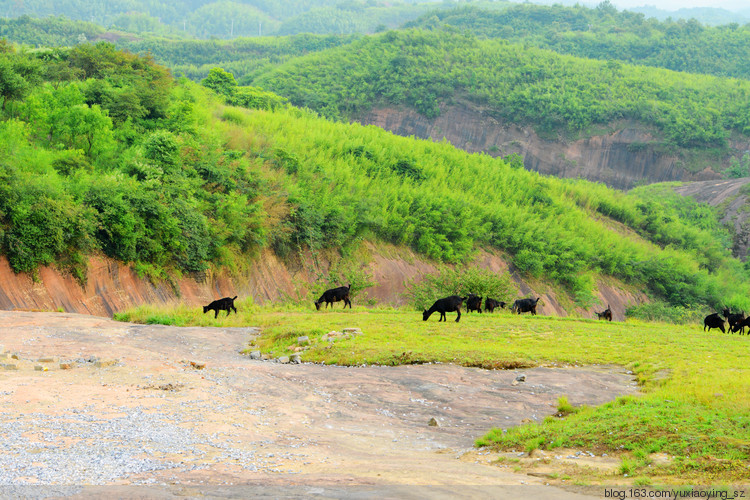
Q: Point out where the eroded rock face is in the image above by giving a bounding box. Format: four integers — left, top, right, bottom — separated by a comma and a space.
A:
358, 104, 735, 190
0, 242, 646, 319
674, 178, 750, 261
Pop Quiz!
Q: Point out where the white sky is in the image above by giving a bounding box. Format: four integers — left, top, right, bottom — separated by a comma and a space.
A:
610, 0, 749, 9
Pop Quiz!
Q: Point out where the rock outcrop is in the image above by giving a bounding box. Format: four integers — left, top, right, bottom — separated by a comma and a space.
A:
358, 103, 741, 190
674, 177, 750, 261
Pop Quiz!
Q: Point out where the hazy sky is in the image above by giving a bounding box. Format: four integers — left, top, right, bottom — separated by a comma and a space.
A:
609, 0, 748, 9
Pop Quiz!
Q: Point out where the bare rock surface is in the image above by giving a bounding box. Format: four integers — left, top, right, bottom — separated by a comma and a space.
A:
674, 177, 750, 261
359, 103, 737, 190
0, 310, 638, 498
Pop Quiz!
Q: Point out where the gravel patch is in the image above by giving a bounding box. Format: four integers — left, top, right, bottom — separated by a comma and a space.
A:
0, 406, 202, 485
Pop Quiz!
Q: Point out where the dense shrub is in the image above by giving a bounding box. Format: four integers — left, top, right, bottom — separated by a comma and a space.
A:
405, 267, 519, 311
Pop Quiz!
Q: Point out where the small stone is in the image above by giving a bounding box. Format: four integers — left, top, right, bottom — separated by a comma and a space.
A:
428, 417, 440, 427
59, 362, 74, 370
34, 365, 48, 371
291, 354, 301, 364
249, 350, 262, 360
515, 374, 526, 382
342, 328, 362, 335
261, 354, 271, 360
94, 359, 118, 368
0, 352, 7, 359
1, 363, 18, 371
37, 357, 56, 363
277, 356, 290, 364
297, 336, 310, 346
189, 361, 206, 370
10, 353, 20, 360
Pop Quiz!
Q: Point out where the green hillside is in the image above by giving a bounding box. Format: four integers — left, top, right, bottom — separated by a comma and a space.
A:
1, 41, 749, 312
0, 0, 451, 39
406, 3, 750, 80
121, 34, 358, 82
249, 29, 750, 151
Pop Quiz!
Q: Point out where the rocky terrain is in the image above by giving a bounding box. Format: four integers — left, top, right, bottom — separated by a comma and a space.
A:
359, 102, 747, 190
0, 310, 639, 497
674, 177, 750, 261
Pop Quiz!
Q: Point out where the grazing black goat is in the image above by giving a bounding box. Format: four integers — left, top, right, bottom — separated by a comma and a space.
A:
723, 308, 746, 334
315, 284, 352, 310
423, 295, 464, 323
596, 305, 612, 321
511, 297, 540, 315
704, 312, 726, 333
466, 294, 482, 313
730, 315, 750, 335
203, 296, 238, 319
484, 298, 506, 313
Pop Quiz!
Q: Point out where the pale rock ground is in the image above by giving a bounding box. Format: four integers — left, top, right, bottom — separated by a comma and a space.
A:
0, 311, 639, 498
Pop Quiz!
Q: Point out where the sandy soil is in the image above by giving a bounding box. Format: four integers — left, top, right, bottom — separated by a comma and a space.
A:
0, 311, 639, 498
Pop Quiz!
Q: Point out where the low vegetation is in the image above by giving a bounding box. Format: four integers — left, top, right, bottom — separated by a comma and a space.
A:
116, 302, 750, 484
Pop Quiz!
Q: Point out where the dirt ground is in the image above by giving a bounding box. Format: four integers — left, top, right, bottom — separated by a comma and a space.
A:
0, 311, 639, 498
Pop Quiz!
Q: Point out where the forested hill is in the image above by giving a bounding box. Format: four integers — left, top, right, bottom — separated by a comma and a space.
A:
121, 34, 358, 83
405, 3, 750, 80
249, 30, 750, 151
1, 41, 749, 313
0, 0, 459, 39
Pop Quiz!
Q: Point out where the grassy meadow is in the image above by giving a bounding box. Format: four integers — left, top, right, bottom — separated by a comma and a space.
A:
116, 300, 750, 485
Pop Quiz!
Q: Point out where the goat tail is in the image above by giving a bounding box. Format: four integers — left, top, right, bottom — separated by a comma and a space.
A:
232, 296, 238, 300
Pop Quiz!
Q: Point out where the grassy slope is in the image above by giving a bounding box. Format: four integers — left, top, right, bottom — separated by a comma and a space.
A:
217, 102, 748, 310
116, 302, 750, 484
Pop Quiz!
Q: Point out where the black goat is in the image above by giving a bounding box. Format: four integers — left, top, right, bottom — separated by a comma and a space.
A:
511, 297, 540, 315
730, 316, 750, 335
723, 308, 746, 334
423, 295, 464, 323
596, 305, 612, 321
315, 284, 352, 310
203, 296, 237, 319
704, 312, 726, 333
466, 294, 482, 313
484, 298, 506, 313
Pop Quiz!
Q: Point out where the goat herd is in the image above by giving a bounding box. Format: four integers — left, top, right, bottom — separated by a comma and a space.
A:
309, 285, 615, 324
704, 309, 750, 335
202, 287, 746, 334
202, 285, 617, 323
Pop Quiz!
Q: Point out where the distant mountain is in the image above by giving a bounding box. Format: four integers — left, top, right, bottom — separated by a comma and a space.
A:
628, 6, 750, 25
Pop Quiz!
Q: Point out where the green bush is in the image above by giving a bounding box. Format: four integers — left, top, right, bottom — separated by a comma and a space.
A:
405, 267, 519, 311
625, 302, 707, 324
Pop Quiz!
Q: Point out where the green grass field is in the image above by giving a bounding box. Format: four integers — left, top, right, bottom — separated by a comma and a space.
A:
115, 301, 750, 485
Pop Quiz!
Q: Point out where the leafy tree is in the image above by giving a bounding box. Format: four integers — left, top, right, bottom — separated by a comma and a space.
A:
201, 67, 237, 98
0, 56, 27, 110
